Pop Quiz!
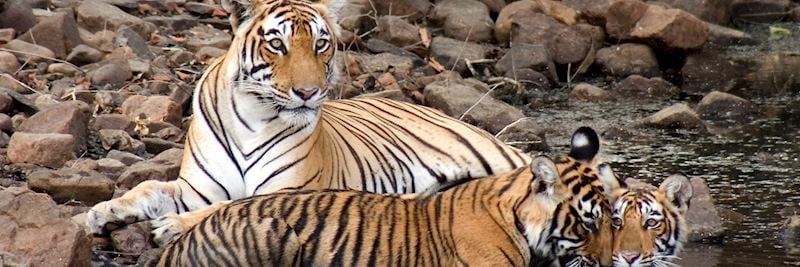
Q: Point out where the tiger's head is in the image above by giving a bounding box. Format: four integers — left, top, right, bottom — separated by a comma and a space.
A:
522, 127, 621, 267
610, 175, 693, 267
222, 0, 342, 125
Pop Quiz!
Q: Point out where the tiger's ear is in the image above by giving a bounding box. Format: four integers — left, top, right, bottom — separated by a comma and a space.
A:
307, 0, 345, 36
222, 0, 258, 31
568, 127, 600, 163
659, 174, 693, 214
530, 156, 560, 197
597, 163, 625, 201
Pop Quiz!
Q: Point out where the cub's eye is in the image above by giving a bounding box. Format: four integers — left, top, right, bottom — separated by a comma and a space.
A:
611, 218, 623, 228
315, 39, 329, 51
268, 39, 284, 51
645, 218, 660, 228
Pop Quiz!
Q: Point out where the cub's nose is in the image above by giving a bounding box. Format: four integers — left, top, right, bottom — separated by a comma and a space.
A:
292, 88, 319, 100
619, 251, 639, 263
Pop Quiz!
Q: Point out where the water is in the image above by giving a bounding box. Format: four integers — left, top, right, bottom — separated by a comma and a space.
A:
525, 92, 800, 266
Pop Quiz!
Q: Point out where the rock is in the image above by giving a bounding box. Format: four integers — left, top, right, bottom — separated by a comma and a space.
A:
98, 129, 146, 154
657, 0, 732, 25
614, 74, 678, 98
641, 103, 704, 130
495, 44, 557, 83
0, 187, 92, 267
373, 0, 431, 21
607, 1, 708, 50
596, 43, 660, 77
429, 37, 487, 75
169, 50, 194, 66
184, 26, 232, 52
552, 24, 596, 65
0, 28, 14, 43
605, 0, 652, 40
494, 117, 548, 152
115, 26, 154, 60
4, 39, 55, 63
76, 0, 156, 39
695, 91, 759, 122
0, 51, 20, 74
685, 177, 724, 242
375, 16, 421, 49
570, 83, 610, 102
681, 51, 747, 95
502, 68, 551, 90
106, 149, 144, 165
16, 12, 81, 59
7, 132, 75, 168
0, 74, 26, 94
430, 0, 493, 43
356, 89, 414, 103
184, 2, 218, 15
0, 92, 12, 113
562, 0, 615, 24
495, 0, 577, 45
195, 46, 226, 63
730, 0, 790, 23
111, 221, 154, 255
0, 113, 11, 132
27, 168, 115, 205
143, 15, 199, 32
96, 158, 126, 178
92, 113, 136, 134
424, 79, 525, 133
781, 215, 800, 249
707, 23, 757, 46
121, 95, 182, 127
0, 0, 36, 34
17, 101, 90, 152
79, 29, 115, 53
88, 59, 133, 87
33, 94, 59, 110
142, 137, 183, 154
115, 148, 182, 189
355, 52, 417, 77
47, 63, 79, 76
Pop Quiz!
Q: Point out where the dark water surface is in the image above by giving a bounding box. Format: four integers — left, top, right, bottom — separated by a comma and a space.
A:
528, 93, 800, 267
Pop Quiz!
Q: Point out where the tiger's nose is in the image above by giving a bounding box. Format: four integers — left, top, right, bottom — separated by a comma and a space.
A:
619, 251, 639, 263
292, 88, 319, 100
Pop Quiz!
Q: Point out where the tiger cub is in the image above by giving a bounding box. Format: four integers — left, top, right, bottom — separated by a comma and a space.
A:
149, 127, 621, 267
610, 175, 693, 267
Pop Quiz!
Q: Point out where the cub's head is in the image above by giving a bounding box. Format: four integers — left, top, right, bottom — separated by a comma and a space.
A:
610, 174, 693, 267
521, 127, 621, 267
222, 0, 342, 125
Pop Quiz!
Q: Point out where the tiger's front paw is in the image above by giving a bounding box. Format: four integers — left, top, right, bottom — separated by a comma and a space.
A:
151, 213, 190, 247
86, 200, 144, 236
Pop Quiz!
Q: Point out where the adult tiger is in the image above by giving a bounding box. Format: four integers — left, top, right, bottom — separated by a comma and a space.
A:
610, 175, 693, 267
148, 127, 621, 267
86, 0, 527, 238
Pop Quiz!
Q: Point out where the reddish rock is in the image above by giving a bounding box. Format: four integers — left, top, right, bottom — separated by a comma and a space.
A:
562, 0, 616, 24
0, 51, 20, 74
430, 0, 494, 43
615, 74, 678, 98
630, 4, 709, 50
0, 187, 92, 267
605, 0, 650, 40
0, 91, 13, 113
658, 0, 733, 25
596, 43, 660, 77
376, 16, 421, 49
98, 129, 146, 155
695, 91, 759, 122
122, 95, 183, 127
116, 148, 183, 189
27, 168, 115, 205
88, 59, 134, 87
92, 114, 136, 134
16, 12, 81, 59
641, 103, 704, 130
7, 132, 76, 168
495, 44, 557, 82
111, 221, 154, 255
0, 28, 14, 43
571, 83, 610, 102
0, 113, 12, 132
17, 101, 90, 153
4, 39, 55, 63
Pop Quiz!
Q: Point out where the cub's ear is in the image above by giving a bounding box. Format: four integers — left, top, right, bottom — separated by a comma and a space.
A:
659, 174, 693, 213
530, 156, 559, 196
222, 0, 257, 31
597, 163, 625, 201
568, 127, 600, 162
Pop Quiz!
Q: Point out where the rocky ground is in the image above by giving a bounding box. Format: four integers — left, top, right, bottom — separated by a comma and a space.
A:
0, 0, 798, 266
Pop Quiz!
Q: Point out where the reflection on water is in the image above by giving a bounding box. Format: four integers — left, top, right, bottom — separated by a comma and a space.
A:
527, 93, 800, 266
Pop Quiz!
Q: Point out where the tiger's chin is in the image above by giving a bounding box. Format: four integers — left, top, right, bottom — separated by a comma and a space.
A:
278, 106, 320, 126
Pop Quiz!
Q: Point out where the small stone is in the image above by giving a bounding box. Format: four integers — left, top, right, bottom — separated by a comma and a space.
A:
430, 0, 494, 42
97, 158, 127, 178
47, 63, 79, 76
88, 59, 133, 87
629, 4, 709, 50
429, 37, 487, 75
0, 92, 12, 113
142, 137, 183, 154
614, 74, 678, 98
98, 129, 146, 154
116, 148, 182, 189
373, 0, 432, 21
0, 51, 20, 74
641, 103, 704, 130
32, 94, 59, 110
122, 95, 182, 127
375, 16, 421, 49
169, 50, 195, 66
10, 113, 27, 130
16, 12, 81, 59
110, 221, 154, 255
4, 39, 55, 63
695, 91, 759, 122
0, 0, 37, 34
0, 113, 12, 132
115, 26, 154, 60
0, 187, 92, 266
596, 43, 660, 77
27, 168, 115, 205
92, 114, 136, 134
184, 2, 218, 15
0, 28, 15, 43
562, 0, 615, 24
495, 44, 557, 82
195, 46, 226, 63
75, 0, 156, 39
18, 101, 90, 151
106, 149, 144, 165
570, 83, 610, 102
79, 29, 116, 53
686, 177, 725, 242
184, 27, 232, 52
7, 132, 75, 168
66, 44, 104, 66
495, 1, 577, 45
355, 53, 417, 77
424, 79, 525, 134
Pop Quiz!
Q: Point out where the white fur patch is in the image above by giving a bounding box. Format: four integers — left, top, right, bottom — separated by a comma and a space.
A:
572, 132, 590, 148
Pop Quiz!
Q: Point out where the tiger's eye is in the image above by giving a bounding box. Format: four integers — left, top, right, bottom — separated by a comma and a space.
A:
269, 39, 284, 50
645, 218, 659, 228
612, 218, 623, 227
315, 39, 328, 51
